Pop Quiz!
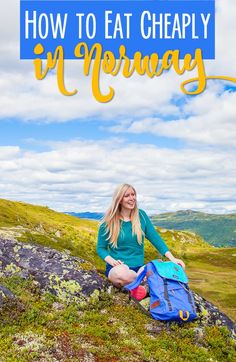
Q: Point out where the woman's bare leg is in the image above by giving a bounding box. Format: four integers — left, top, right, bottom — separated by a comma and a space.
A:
108, 264, 137, 288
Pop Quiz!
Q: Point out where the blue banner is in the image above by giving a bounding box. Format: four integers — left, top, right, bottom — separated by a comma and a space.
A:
20, 0, 215, 59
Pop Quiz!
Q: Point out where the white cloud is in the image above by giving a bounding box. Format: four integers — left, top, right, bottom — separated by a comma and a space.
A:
0, 68, 183, 122
0, 146, 20, 159
205, 0, 236, 76
107, 83, 236, 148
0, 139, 235, 213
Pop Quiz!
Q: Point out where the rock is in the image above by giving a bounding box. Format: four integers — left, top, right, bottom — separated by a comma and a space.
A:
0, 285, 15, 305
55, 230, 61, 238
0, 238, 107, 305
193, 292, 236, 337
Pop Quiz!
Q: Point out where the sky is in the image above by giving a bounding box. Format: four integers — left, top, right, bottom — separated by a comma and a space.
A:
0, 0, 235, 214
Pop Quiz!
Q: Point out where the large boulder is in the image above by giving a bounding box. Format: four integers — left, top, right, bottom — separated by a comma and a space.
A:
0, 238, 107, 305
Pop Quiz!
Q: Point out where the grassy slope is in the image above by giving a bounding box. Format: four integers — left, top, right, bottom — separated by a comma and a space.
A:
151, 210, 236, 247
0, 199, 235, 361
0, 198, 101, 267
0, 199, 235, 320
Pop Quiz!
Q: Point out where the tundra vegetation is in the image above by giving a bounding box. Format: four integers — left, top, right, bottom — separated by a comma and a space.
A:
0, 199, 235, 361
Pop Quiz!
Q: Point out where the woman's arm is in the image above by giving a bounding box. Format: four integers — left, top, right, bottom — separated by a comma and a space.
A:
141, 209, 169, 255
96, 223, 110, 260
96, 223, 123, 266
141, 210, 185, 269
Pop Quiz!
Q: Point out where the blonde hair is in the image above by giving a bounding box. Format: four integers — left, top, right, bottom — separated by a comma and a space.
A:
102, 183, 143, 247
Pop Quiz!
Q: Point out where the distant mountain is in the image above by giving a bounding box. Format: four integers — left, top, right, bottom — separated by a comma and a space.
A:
151, 210, 236, 247
66, 209, 236, 247
66, 212, 104, 220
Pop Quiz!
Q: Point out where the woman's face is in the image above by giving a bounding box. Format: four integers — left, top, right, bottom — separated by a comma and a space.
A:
120, 187, 136, 210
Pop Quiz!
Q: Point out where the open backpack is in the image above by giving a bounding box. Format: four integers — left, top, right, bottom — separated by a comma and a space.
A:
125, 260, 197, 322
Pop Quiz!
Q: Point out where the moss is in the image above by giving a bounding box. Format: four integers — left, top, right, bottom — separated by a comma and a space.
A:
203, 326, 236, 361
79, 261, 94, 271
0, 276, 40, 299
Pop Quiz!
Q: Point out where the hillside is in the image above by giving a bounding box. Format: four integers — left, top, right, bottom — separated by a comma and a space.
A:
0, 199, 235, 361
0, 198, 101, 268
0, 199, 235, 319
151, 210, 236, 247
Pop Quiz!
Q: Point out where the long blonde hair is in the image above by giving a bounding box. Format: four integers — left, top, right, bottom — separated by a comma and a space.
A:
102, 183, 143, 247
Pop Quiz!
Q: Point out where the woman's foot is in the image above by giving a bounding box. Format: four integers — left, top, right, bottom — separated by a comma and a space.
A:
130, 285, 147, 301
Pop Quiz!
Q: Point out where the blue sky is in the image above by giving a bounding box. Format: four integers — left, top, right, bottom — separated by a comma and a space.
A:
0, 118, 185, 151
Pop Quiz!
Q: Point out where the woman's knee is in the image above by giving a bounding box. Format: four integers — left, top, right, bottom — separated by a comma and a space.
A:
108, 265, 137, 286
108, 264, 128, 281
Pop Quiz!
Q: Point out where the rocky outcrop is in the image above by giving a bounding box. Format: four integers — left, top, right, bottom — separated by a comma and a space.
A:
0, 237, 235, 338
193, 292, 236, 334
0, 238, 107, 306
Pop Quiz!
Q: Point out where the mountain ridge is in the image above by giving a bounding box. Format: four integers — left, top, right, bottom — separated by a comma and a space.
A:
151, 210, 236, 247
65, 209, 236, 247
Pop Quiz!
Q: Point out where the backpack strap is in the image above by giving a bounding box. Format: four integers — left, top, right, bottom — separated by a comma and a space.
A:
163, 278, 173, 311
124, 266, 147, 291
185, 284, 197, 313
178, 282, 196, 314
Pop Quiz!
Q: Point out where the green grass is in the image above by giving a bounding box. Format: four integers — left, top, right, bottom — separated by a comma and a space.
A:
0, 276, 235, 362
186, 248, 236, 320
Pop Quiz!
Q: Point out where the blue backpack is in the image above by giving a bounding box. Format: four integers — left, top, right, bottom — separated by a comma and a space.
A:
125, 260, 197, 322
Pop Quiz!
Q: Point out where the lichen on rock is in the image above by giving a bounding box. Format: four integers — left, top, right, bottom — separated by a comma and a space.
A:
0, 237, 107, 305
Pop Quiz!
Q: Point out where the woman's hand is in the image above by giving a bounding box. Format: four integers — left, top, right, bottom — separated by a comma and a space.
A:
104, 255, 124, 267
111, 259, 124, 267
171, 257, 185, 269
164, 251, 186, 269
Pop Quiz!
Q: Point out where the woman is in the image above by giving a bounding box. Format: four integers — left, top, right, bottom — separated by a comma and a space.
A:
96, 184, 185, 299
